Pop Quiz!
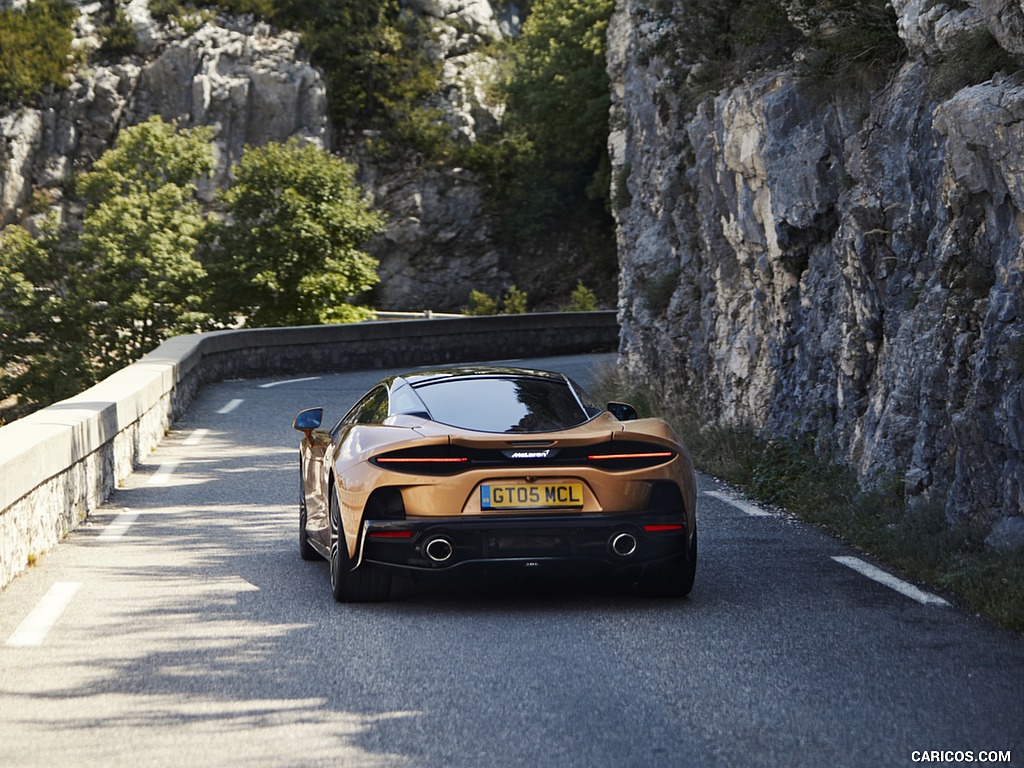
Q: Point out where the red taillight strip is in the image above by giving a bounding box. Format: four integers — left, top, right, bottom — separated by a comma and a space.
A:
643, 524, 684, 532
376, 457, 469, 464
588, 452, 674, 461
368, 530, 415, 539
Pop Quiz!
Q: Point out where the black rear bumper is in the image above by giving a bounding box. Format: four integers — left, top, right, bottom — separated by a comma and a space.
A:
358, 513, 690, 578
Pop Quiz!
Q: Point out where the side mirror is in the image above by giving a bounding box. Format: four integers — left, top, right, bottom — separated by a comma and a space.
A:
607, 402, 638, 421
293, 407, 324, 439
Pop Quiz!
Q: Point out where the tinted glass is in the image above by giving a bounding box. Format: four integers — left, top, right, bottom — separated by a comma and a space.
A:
388, 381, 429, 416
343, 386, 389, 426
413, 376, 591, 433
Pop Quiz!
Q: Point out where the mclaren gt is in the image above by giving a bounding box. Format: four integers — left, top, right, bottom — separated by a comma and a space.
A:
292, 366, 697, 601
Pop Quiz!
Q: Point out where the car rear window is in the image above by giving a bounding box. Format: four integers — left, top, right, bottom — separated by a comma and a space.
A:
413, 376, 593, 433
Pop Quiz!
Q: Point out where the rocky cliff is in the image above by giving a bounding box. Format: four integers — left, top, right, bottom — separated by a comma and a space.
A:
0, 0, 547, 312
0, 5, 328, 222
608, 0, 1024, 540
355, 0, 517, 311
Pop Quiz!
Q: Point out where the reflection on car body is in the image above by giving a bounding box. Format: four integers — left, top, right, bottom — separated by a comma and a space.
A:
292, 365, 698, 602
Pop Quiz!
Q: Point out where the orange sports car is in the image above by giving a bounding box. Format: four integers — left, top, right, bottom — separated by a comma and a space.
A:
292, 366, 697, 602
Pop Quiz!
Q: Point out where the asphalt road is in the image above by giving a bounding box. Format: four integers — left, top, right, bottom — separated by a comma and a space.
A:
1, 353, 1022, 768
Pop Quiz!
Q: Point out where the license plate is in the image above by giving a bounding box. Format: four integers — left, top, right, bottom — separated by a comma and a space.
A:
480, 483, 583, 510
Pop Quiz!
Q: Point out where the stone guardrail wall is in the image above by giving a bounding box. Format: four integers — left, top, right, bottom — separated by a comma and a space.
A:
0, 312, 619, 590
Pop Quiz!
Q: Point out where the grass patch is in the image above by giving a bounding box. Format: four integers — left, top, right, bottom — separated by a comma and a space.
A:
594, 363, 1024, 631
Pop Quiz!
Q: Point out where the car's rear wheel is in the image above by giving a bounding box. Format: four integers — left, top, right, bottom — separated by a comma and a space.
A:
299, 469, 323, 562
637, 528, 697, 598
329, 487, 391, 602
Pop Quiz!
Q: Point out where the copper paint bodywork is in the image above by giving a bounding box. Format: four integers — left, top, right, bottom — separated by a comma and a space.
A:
298, 405, 697, 562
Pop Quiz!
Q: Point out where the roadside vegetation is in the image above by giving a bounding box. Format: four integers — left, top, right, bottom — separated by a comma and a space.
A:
0, 118, 383, 420
592, 367, 1024, 631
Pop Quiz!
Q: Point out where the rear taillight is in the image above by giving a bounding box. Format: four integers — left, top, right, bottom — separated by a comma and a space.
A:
585, 442, 676, 471
371, 447, 470, 475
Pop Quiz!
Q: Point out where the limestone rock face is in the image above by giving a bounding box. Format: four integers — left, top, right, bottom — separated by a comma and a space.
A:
357, 0, 519, 311
366, 164, 508, 310
609, 0, 1024, 537
0, 10, 327, 224
137, 20, 328, 188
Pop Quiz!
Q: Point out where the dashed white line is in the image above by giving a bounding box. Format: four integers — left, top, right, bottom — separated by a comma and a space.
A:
148, 460, 180, 486
259, 377, 322, 389
98, 509, 140, 541
703, 489, 773, 517
217, 399, 244, 414
833, 556, 950, 607
6, 582, 82, 647
184, 428, 210, 446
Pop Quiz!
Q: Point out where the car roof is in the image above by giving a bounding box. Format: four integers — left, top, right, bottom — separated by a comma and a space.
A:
392, 365, 567, 389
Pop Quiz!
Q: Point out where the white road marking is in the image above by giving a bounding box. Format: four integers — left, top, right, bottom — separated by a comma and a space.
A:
98, 509, 140, 541
833, 556, 950, 607
703, 489, 773, 517
6, 582, 82, 647
184, 428, 209, 446
148, 461, 180, 486
259, 377, 322, 389
217, 399, 244, 414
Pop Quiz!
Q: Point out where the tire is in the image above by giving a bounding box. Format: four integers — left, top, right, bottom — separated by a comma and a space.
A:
299, 466, 323, 562
329, 488, 391, 603
637, 528, 697, 599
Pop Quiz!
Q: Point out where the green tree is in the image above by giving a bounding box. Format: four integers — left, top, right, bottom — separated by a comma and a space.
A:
76, 116, 216, 375
473, 0, 617, 238
272, 0, 441, 145
504, 0, 614, 172
0, 218, 95, 411
209, 139, 385, 327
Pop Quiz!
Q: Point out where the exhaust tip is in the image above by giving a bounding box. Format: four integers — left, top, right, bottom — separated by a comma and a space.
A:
610, 532, 638, 557
424, 537, 454, 563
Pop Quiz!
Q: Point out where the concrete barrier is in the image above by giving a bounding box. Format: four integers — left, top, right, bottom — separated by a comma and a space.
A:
0, 312, 619, 589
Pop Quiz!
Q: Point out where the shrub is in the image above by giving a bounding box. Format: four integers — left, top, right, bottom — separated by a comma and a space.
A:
928, 27, 1024, 98
464, 285, 529, 315
502, 285, 528, 314
790, 0, 906, 90
98, 2, 139, 57
562, 280, 598, 312
466, 290, 499, 316
0, 0, 77, 105
644, 267, 681, 315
